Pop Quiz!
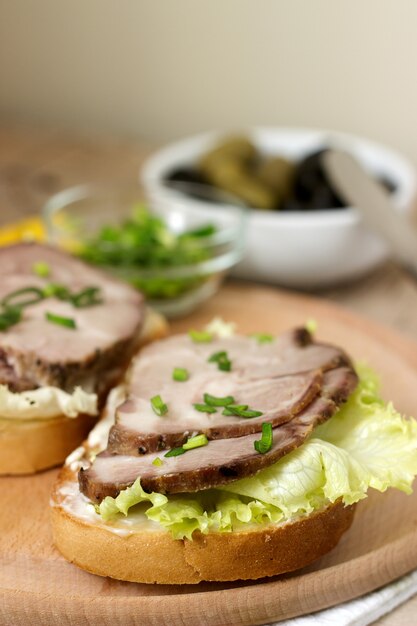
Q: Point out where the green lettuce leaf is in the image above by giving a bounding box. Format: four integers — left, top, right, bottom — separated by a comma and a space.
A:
99, 478, 167, 520
98, 365, 417, 539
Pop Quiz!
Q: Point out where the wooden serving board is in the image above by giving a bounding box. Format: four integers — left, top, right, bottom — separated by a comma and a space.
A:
1, 283, 417, 626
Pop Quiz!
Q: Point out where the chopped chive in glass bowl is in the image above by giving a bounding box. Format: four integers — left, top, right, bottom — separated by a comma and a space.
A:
43, 182, 247, 318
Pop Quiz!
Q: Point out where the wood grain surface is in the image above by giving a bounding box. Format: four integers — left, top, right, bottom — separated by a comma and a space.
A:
1, 283, 417, 625
0, 123, 417, 624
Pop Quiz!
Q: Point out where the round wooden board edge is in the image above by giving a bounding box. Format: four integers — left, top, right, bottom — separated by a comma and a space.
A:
2, 283, 417, 625
1, 527, 417, 626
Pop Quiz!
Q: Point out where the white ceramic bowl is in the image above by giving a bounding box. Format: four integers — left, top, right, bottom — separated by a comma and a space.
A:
142, 128, 416, 289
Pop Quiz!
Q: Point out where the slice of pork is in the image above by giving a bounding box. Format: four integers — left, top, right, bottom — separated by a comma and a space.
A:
79, 366, 358, 499
0, 243, 144, 395
126, 329, 348, 399
80, 396, 335, 500
108, 370, 323, 454
107, 329, 354, 455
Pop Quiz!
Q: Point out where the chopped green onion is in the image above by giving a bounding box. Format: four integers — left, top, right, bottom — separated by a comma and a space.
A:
254, 422, 273, 454
208, 350, 226, 362
222, 404, 248, 416
165, 434, 209, 457
203, 393, 234, 407
183, 434, 208, 450
71, 286, 102, 308
152, 457, 164, 467
0, 307, 22, 331
33, 261, 50, 278
239, 409, 264, 418
78, 206, 217, 301
0, 282, 102, 333
250, 333, 274, 344
305, 318, 318, 334
45, 312, 77, 329
42, 283, 102, 308
172, 367, 189, 382
222, 404, 263, 418
42, 283, 71, 300
2, 287, 45, 309
193, 403, 217, 414
189, 329, 213, 343
164, 446, 186, 457
180, 224, 216, 238
150, 394, 168, 416
208, 350, 232, 372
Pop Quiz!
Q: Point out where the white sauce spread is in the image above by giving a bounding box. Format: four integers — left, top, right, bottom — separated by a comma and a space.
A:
0, 385, 97, 420
64, 383, 127, 471
54, 476, 161, 536
204, 317, 236, 338
87, 384, 126, 450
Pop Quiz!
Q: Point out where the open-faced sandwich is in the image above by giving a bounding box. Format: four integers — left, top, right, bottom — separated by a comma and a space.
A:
51, 322, 417, 583
0, 242, 167, 475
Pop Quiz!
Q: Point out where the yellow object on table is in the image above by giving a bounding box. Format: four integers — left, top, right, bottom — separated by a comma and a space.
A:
0, 217, 46, 246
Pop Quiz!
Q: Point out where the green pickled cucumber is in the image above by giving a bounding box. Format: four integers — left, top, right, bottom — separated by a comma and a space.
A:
257, 156, 295, 204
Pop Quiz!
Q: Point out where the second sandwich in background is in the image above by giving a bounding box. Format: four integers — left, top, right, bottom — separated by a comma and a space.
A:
0, 242, 167, 475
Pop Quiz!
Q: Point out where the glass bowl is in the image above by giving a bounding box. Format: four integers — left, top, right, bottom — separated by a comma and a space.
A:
43, 182, 247, 318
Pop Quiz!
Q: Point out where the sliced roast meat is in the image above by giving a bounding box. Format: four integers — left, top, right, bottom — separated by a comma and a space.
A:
127, 329, 349, 399
321, 366, 359, 404
107, 330, 354, 456
80, 364, 358, 499
0, 350, 35, 392
108, 370, 323, 454
80, 395, 337, 501
0, 243, 144, 394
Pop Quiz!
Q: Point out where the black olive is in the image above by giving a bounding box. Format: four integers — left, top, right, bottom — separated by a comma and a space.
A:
163, 167, 207, 186
293, 148, 346, 209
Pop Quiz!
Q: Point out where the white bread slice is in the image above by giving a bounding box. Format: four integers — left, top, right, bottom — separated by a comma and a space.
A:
0, 308, 168, 475
51, 464, 356, 585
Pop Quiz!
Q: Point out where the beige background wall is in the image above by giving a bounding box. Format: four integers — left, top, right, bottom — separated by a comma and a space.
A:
0, 0, 416, 163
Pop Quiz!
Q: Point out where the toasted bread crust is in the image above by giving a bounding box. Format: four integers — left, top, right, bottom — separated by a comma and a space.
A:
51, 467, 356, 584
0, 308, 168, 476
0, 413, 98, 475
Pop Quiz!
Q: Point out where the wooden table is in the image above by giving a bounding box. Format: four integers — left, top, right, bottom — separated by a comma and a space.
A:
1, 122, 416, 625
